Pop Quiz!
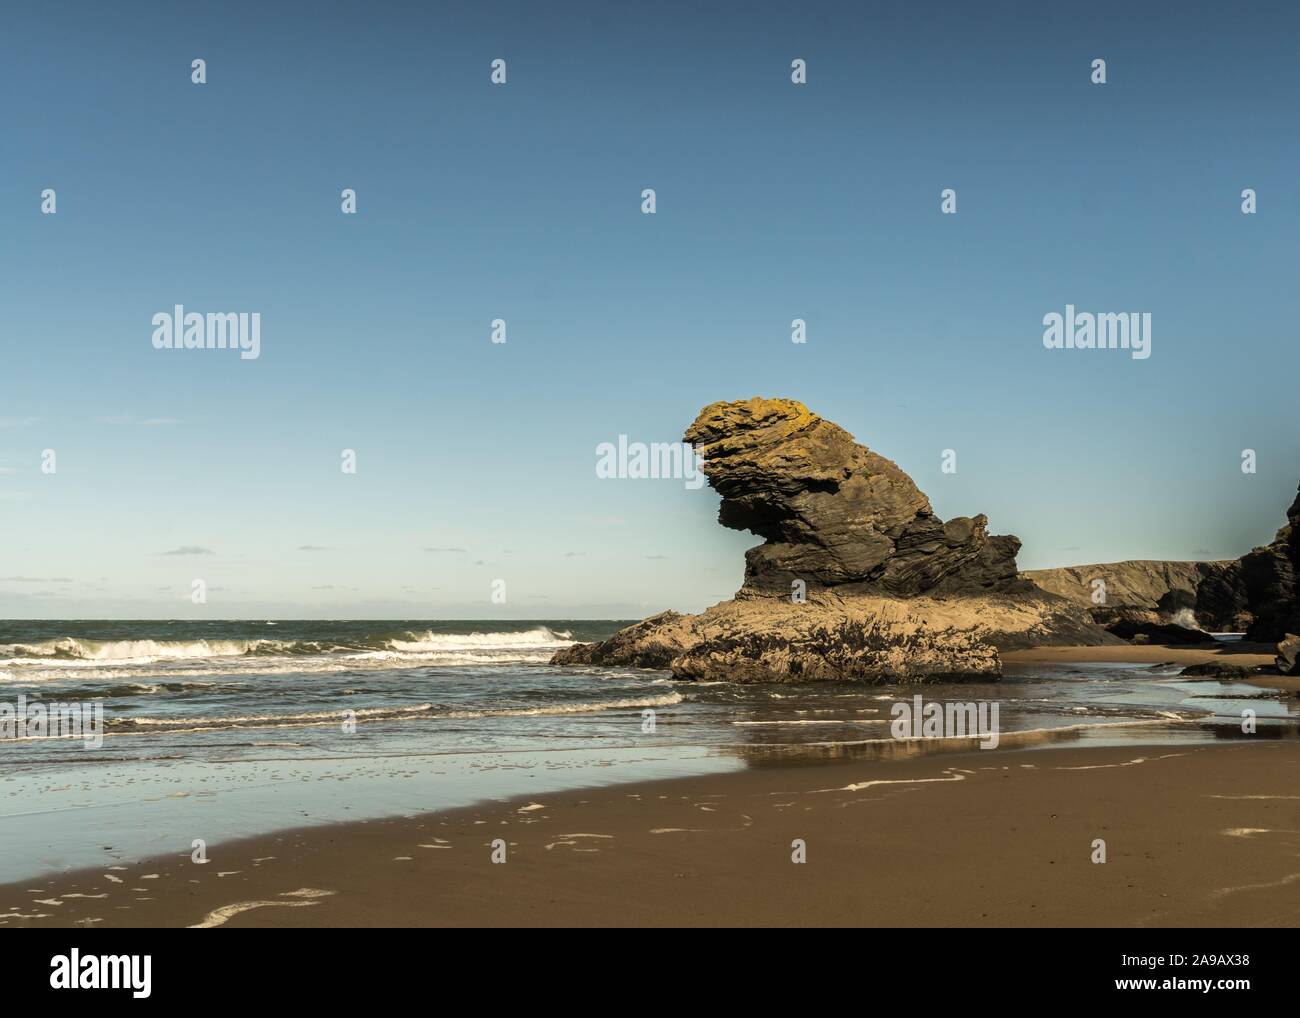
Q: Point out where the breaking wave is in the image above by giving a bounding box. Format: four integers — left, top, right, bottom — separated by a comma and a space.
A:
0, 627, 575, 674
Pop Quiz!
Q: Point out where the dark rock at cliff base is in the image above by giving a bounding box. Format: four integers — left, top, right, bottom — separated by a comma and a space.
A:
1022, 482, 1300, 639
1088, 606, 1218, 645
1191, 484, 1300, 640
1277, 634, 1300, 676
684, 398, 1023, 596
552, 397, 1113, 683
1178, 662, 1259, 679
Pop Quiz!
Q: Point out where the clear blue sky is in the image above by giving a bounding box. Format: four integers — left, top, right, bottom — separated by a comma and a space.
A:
3, 0, 1298, 619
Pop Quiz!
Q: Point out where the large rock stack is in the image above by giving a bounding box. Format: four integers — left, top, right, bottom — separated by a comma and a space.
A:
684, 398, 1023, 596
553, 398, 1110, 684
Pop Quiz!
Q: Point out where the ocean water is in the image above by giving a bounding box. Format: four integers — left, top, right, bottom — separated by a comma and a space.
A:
1, 619, 1296, 883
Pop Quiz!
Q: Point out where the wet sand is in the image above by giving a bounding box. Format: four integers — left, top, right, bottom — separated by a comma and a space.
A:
6, 641, 1298, 928
5, 737, 1298, 928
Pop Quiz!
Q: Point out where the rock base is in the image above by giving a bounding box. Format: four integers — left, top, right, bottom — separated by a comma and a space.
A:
552, 590, 1113, 684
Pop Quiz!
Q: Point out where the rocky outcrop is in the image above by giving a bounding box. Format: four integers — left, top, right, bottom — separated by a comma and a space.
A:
1089, 606, 1216, 645
1179, 662, 1258, 679
1276, 635, 1300, 676
1018, 561, 1225, 642
554, 587, 1109, 684
555, 594, 999, 683
1198, 485, 1300, 642
1031, 482, 1300, 640
553, 398, 1114, 683
686, 399, 1023, 595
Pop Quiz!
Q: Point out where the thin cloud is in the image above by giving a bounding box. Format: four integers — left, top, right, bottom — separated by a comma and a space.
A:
424, 547, 466, 553
297, 545, 330, 551
143, 418, 182, 426
159, 546, 213, 556
0, 417, 39, 429
0, 575, 72, 582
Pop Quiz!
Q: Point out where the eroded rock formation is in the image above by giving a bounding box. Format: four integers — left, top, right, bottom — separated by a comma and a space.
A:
686, 398, 1023, 595
553, 398, 1111, 683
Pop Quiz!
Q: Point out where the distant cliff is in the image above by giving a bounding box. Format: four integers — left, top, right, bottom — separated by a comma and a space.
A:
1023, 482, 1300, 642
1022, 560, 1232, 614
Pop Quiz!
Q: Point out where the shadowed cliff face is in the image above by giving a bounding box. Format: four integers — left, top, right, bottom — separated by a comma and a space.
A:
684, 398, 1022, 595
1198, 483, 1300, 642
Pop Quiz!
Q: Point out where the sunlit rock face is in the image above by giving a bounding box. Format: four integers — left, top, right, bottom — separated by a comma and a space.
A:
684, 398, 1022, 596
552, 397, 1109, 684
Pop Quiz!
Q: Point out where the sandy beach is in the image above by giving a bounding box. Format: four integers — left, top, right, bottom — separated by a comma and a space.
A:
5, 640, 1298, 929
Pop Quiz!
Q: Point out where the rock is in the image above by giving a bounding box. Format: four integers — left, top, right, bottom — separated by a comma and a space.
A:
1276, 634, 1300, 676
1193, 565, 1256, 633
1087, 606, 1218, 645
685, 398, 1023, 595
552, 397, 1114, 683
548, 611, 693, 669
550, 587, 1103, 684
1023, 481, 1300, 639
1178, 662, 1258, 679
1192, 485, 1300, 640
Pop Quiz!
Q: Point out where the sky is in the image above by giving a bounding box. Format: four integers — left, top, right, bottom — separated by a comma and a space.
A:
3, 0, 1299, 620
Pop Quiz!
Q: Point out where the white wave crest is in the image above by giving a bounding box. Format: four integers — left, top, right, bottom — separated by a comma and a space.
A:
0, 626, 576, 675
385, 627, 572, 652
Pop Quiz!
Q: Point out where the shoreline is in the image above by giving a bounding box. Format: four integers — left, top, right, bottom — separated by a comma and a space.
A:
5, 640, 1298, 928
5, 737, 1297, 928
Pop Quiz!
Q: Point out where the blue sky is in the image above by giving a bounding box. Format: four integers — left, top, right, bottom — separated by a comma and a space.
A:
3, 0, 1299, 619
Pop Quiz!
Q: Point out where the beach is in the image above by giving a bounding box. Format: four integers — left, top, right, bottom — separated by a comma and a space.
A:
4, 735, 1297, 928
4, 637, 1297, 929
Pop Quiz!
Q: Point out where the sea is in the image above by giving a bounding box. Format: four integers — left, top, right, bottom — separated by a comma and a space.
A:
1, 619, 1296, 883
